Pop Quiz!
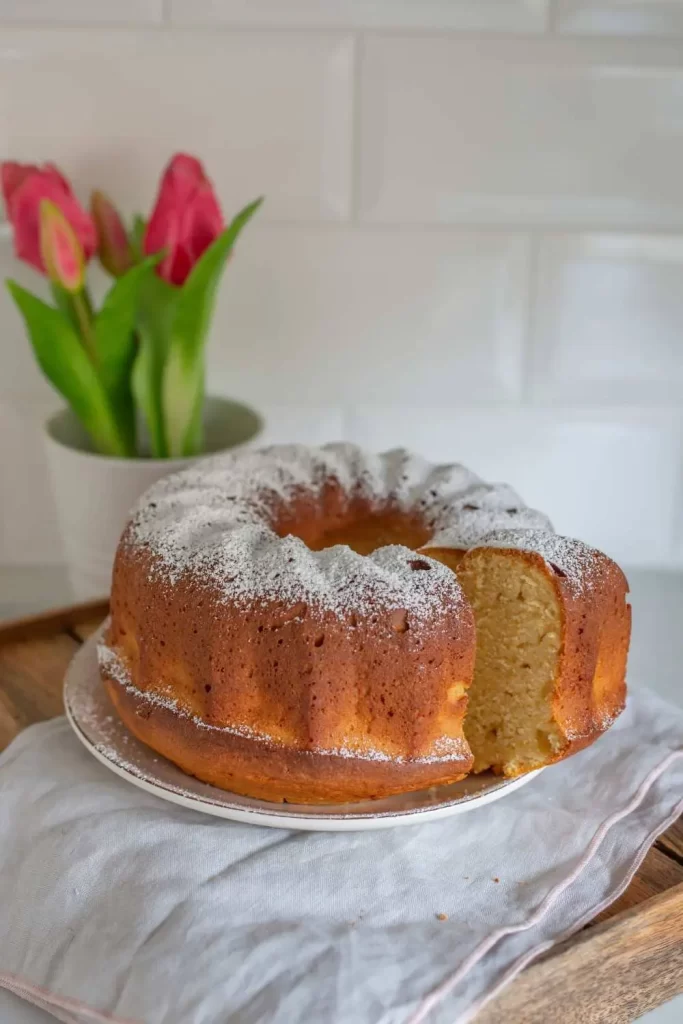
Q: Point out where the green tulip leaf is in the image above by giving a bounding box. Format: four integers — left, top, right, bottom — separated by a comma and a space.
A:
50, 282, 81, 335
132, 271, 177, 457
95, 254, 162, 454
162, 345, 203, 458
132, 328, 163, 457
163, 196, 264, 457
6, 279, 127, 457
129, 215, 147, 262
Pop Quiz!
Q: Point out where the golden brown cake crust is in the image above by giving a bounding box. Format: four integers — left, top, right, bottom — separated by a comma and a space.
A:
101, 445, 630, 802
103, 536, 475, 801
102, 445, 490, 802
103, 676, 471, 804
103, 541, 475, 802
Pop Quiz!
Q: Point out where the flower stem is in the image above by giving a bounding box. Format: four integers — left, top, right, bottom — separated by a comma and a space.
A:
71, 289, 97, 365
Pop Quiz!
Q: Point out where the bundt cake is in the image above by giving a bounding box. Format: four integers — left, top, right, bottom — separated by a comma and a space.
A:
99, 444, 630, 803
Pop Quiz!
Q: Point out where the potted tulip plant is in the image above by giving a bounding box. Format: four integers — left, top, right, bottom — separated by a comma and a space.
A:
3, 154, 264, 597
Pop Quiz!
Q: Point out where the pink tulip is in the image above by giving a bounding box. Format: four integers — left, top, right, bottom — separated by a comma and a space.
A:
39, 199, 85, 293
91, 190, 132, 277
1, 161, 96, 275
143, 153, 224, 286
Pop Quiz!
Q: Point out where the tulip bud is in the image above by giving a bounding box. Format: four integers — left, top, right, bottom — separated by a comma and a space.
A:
39, 199, 85, 293
91, 190, 133, 277
1, 161, 36, 212
2, 163, 96, 276
144, 153, 224, 286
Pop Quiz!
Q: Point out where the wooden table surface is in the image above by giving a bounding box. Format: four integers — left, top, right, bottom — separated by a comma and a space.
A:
0, 599, 682, 1024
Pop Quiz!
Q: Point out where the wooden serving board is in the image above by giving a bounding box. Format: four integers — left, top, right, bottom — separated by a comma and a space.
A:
0, 601, 681, 1023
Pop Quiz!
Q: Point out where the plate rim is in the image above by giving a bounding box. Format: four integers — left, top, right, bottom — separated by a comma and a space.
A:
64, 631, 542, 831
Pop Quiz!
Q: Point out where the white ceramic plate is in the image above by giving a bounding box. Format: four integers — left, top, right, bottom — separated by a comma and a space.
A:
64, 630, 542, 831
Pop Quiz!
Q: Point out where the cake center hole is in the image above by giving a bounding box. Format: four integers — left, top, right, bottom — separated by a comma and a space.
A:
281, 509, 432, 556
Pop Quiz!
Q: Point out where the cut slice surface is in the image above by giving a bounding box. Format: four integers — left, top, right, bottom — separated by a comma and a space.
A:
455, 547, 564, 775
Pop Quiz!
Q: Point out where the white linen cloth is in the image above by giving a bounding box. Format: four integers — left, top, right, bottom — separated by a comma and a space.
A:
0, 688, 681, 1024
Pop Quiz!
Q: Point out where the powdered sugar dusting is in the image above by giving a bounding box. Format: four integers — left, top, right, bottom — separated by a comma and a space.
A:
73, 636, 155, 777
97, 641, 468, 765
125, 443, 552, 619
428, 483, 553, 550
565, 706, 620, 741
97, 642, 131, 689
471, 529, 602, 596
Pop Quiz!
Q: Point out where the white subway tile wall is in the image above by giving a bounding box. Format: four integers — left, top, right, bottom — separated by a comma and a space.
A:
0, 1, 681, 569
554, 1, 683, 36
359, 36, 683, 227
530, 235, 683, 405
207, 227, 529, 405
0, 30, 354, 222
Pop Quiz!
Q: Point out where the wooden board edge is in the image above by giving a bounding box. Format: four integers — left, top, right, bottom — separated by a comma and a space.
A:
0, 599, 109, 645
657, 818, 683, 864
476, 881, 683, 1023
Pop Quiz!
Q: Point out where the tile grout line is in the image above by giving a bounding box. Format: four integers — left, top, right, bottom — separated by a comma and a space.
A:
0, 12, 680, 44
11, 218, 683, 237
0, 17, 170, 31
0, 16, 681, 45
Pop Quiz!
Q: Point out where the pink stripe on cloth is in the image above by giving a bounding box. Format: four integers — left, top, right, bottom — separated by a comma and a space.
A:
460, 792, 683, 1024
2, 752, 680, 1024
0, 972, 139, 1024
407, 748, 683, 1024
0, 981, 87, 1024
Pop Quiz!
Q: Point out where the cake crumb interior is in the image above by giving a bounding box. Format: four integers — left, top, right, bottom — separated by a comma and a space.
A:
452, 549, 564, 775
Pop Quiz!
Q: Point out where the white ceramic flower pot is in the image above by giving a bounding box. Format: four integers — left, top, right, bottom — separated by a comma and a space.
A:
44, 396, 263, 601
